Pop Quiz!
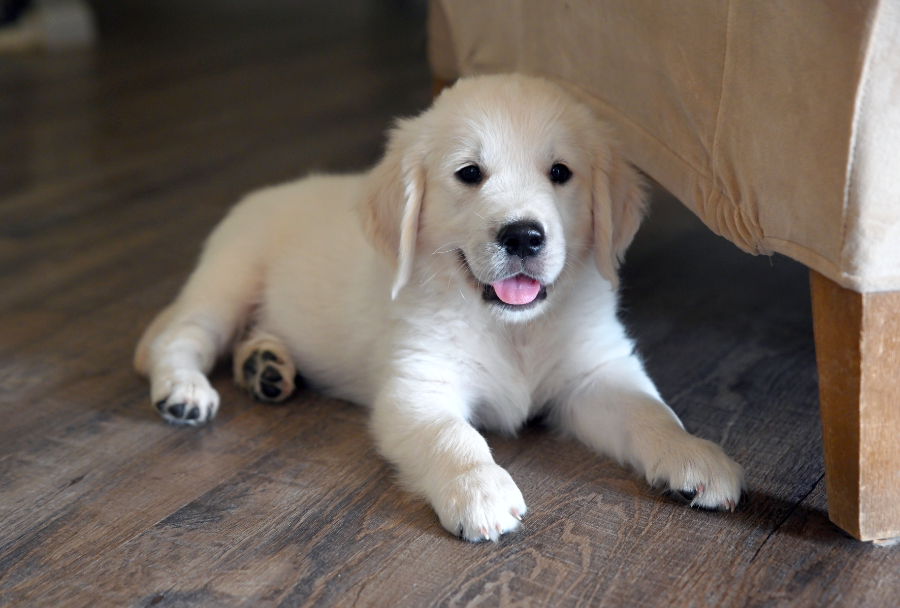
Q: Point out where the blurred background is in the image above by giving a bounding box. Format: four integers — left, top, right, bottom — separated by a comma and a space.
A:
1, 0, 432, 206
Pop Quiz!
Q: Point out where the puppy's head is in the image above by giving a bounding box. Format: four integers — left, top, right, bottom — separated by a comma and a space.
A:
360, 74, 646, 321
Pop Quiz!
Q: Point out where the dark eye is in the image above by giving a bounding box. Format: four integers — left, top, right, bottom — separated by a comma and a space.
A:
456, 165, 483, 185
549, 163, 572, 184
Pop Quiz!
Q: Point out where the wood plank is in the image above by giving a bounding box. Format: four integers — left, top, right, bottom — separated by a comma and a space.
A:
726, 480, 900, 605
810, 269, 900, 541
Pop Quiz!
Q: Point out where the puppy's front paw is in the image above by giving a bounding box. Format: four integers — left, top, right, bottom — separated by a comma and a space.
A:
153, 370, 219, 426
434, 463, 527, 542
647, 435, 745, 511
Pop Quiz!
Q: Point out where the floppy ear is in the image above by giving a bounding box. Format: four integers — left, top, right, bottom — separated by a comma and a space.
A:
592, 146, 648, 289
359, 117, 427, 299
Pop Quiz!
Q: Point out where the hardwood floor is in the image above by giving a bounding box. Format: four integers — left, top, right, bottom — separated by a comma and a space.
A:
2, 2, 899, 606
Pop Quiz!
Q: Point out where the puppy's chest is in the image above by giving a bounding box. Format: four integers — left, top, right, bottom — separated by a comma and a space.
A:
463, 331, 558, 430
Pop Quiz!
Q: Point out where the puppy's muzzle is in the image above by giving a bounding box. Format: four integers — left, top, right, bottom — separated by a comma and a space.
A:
471, 220, 549, 309
497, 220, 544, 259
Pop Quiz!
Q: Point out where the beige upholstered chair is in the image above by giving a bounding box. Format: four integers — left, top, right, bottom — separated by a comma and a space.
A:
428, 0, 900, 542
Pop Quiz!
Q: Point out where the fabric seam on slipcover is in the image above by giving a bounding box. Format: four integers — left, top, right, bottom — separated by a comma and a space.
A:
710, 0, 734, 219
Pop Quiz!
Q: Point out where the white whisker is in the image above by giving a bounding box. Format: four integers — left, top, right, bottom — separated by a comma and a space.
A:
431, 242, 459, 256
421, 267, 443, 286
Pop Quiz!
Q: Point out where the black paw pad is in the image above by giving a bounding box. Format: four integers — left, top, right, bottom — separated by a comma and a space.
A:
677, 489, 697, 501
242, 356, 258, 381
240, 348, 293, 403
258, 380, 283, 400
666, 488, 698, 505
154, 397, 208, 425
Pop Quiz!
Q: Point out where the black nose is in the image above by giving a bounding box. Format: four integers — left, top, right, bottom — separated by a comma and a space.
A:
497, 221, 545, 258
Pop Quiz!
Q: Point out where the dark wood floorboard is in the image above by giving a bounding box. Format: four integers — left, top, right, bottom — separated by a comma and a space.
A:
2, 1, 899, 606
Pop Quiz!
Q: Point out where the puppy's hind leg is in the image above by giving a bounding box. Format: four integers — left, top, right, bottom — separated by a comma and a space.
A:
136, 302, 226, 426
233, 331, 297, 404
135, 201, 272, 425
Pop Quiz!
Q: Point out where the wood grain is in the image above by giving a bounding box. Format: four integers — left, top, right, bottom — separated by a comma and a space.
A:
810, 269, 900, 541
2, 2, 900, 606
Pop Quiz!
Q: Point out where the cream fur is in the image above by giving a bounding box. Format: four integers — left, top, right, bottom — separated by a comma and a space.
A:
135, 74, 744, 542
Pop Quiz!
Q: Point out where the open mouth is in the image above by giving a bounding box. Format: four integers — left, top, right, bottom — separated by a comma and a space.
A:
482, 275, 548, 309
458, 251, 549, 310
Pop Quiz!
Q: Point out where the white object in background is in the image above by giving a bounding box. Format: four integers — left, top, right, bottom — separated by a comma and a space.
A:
0, 0, 96, 51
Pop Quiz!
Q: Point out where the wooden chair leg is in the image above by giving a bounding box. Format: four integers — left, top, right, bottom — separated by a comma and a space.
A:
810, 269, 900, 541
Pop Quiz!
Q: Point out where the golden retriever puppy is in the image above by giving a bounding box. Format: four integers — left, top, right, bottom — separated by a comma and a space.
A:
135, 74, 744, 541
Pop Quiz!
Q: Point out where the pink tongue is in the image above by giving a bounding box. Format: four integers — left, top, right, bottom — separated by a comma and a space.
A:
491, 275, 541, 305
